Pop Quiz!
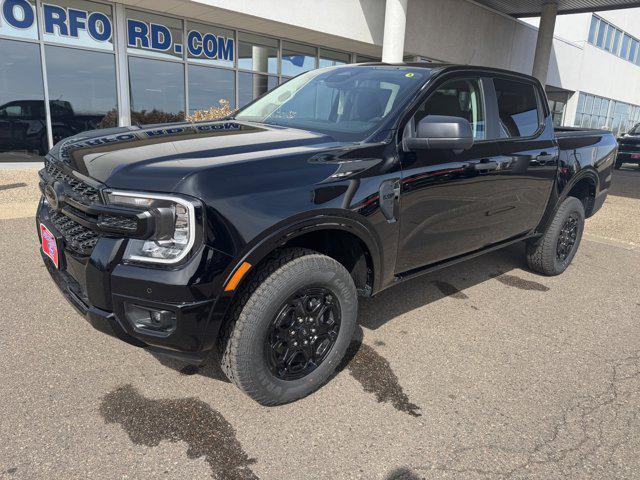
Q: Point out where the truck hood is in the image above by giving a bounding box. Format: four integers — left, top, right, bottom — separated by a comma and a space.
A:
52, 120, 342, 191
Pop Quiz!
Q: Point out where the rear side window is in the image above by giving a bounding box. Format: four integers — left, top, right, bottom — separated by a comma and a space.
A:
493, 78, 541, 138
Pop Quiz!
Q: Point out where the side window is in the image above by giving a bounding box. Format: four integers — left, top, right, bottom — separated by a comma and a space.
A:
5, 105, 23, 117
414, 78, 485, 140
493, 78, 541, 138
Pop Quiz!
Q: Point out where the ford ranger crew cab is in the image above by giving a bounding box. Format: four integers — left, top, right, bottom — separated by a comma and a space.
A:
37, 64, 617, 404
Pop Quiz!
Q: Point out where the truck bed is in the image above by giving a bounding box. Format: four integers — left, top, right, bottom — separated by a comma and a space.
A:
554, 126, 613, 150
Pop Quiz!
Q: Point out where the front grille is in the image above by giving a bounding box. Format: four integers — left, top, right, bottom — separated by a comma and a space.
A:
49, 210, 99, 255
45, 158, 100, 204
98, 214, 138, 232
42, 157, 145, 258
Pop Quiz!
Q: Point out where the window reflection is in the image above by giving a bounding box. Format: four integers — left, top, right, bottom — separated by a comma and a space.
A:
238, 72, 277, 108
188, 65, 235, 116
281, 41, 316, 77
0, 39, 46, 161
45, 45, 118, 143
237, 33, 278, 74
319, 49, 350, 68
129, 56, 185, 125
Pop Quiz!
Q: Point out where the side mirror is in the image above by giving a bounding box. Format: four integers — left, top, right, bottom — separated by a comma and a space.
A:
405, 115, 474, 151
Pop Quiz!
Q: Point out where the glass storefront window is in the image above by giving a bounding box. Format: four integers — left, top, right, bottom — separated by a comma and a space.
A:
0, 39, 45, 161
42, 0, 114, 51
45, 45, 118, 143
188, 65, 235, 114
126, 9, 183, 60
1, 2, 378, 161
574, 92, 639, 135
186, 22, 234, 68
237, 33, 277, 74
356, 54, 379, 63
281, 41, 316, 77
238, 72, 277, 108
129, 56, 185, 124
0, 0, 37, 40
319, 48, 350, 68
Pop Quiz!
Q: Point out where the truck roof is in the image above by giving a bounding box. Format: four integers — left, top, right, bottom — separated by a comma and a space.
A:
354, 62, 541, 84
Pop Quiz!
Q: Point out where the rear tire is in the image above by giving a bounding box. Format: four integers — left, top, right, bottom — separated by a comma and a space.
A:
526, 196, 585, 276
614, 159, 622, 170
218, 248, 358, 405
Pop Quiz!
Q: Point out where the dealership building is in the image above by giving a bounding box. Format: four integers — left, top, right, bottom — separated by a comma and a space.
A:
1, 0, 640, 163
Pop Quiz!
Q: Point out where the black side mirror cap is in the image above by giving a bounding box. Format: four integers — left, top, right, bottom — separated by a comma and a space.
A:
405, 115, 474, 151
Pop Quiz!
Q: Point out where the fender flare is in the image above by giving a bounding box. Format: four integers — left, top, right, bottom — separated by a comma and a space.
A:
559, 167, 600, 201
222, 211, 385, 294
537, 167, 600, 234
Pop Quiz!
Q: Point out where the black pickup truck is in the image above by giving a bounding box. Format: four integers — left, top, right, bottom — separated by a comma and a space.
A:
616, 122, 640, 168
37, 64, 617, 404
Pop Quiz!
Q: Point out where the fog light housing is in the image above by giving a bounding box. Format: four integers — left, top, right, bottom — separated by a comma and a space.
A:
124, 303, 177, 336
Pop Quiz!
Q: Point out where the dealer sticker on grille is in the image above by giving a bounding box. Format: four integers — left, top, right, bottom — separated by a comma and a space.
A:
40, 224, 59, 269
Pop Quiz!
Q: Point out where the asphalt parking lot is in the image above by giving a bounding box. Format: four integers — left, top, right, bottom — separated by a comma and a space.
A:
1, 166, 639, 480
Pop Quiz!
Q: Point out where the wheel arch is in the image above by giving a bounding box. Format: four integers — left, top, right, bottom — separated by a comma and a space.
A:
222, 212, 385, 298
561, 169, 599, 217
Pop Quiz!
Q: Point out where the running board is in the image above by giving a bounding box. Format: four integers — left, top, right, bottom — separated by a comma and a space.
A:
394, 232, 536, 284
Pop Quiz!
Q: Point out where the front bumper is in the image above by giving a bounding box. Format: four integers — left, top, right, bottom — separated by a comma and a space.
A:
36, 198, 233, 365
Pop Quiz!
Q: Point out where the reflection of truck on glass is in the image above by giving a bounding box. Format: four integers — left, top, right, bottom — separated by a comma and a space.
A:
0, 99, 105, 156
36, 63, 617, 405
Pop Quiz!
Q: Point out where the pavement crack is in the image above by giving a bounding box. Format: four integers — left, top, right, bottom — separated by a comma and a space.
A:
394, 351, 640, 479
99, 384, 257, 480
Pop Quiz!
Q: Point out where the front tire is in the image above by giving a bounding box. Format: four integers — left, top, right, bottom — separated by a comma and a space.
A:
526, 196, 585, 276
219, 248, 358, 405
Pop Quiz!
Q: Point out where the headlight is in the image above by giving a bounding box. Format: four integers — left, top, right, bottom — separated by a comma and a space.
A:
106, 191, 198, 265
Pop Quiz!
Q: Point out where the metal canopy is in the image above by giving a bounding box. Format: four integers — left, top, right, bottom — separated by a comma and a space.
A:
473, 0, 640, 17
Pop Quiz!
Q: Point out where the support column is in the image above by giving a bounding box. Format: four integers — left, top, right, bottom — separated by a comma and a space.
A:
532, 1, 558, 86
382, 0, 409, 63
252, 46, 269, 98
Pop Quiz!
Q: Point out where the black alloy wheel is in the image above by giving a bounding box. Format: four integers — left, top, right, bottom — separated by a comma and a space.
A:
265, 286, 341, 380
556, 213, 578, 261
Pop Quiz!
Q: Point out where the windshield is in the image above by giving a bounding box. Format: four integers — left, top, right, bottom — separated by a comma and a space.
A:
235, 66, 431, 141
628, 123, 640, 135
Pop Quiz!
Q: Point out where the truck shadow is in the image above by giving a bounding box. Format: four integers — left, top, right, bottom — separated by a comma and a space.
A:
153, 242, 535, 382
359, 241, 532, 330
150, 350, 231, 383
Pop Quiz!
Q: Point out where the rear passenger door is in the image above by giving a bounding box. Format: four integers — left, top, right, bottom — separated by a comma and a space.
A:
492, 76, 558, 238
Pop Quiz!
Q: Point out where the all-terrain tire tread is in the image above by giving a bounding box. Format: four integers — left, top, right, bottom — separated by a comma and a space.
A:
218, 248, 355, 405
526, 196, 585, 276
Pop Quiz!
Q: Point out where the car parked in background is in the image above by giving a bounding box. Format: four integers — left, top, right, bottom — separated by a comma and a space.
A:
0, 100, 106, 156
616, 123, 640, 168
